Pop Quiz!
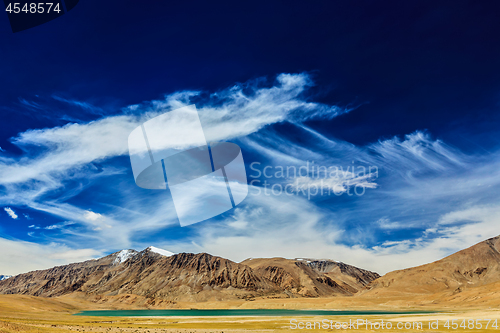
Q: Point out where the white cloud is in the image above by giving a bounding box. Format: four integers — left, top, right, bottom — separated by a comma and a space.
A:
288, 172, 377, 196
4, 207, 18, 219
45, 221, 75, 230
376, 218, 407, 230
227, 220, 248, 230
0, 115, 138, 186
47, 248, 101, 261
83, 211, 102, 221
0, 237, 103, 275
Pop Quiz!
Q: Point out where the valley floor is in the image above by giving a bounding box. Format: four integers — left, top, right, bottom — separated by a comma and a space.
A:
1, 295, 500, 333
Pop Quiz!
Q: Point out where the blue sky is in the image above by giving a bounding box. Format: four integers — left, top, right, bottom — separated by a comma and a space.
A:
1, 1, 500, 275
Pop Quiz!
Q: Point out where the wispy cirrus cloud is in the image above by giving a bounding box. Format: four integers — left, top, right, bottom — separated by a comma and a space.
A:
0, 73, 353, 273
52, 95, 104, 115
18, 98, 44, 111
28, 221, 75, 230
1, 73, 344, 188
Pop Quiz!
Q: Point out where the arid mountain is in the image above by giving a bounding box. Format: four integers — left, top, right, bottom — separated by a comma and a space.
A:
241, 257, 379, 297
0, 247, 378, 303
3, 236, 500, 309
306, 259, 380, 288
366, 235, 500, 297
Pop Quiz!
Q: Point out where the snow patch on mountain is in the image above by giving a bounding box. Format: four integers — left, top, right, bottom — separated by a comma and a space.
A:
0, 275, 12, 281
148, 246, 174, 257
295, 258, 313, 264
113, 250, 137, 264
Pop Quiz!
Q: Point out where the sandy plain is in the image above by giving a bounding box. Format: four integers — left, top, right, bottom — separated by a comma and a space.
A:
1, 293, 500, 333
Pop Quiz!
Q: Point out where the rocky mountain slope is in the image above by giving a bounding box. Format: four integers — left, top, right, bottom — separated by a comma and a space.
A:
366, 235, 500, 296
0, 247, 378, 302
241, 257, 379, 297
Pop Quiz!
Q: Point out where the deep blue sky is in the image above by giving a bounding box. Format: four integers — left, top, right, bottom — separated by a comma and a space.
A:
2, 1, 500, 148
1, 1, 500, 275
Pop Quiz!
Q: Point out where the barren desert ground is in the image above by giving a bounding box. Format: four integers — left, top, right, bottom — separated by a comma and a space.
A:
2, 294, 500, 333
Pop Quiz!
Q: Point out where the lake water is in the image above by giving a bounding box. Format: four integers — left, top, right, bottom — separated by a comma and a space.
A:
74, 309, 432, 317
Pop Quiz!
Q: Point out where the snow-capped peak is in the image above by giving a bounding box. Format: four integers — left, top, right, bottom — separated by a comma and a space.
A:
147, 246, 174, 257
113, 249, 137, 264
0, 275, 12, 281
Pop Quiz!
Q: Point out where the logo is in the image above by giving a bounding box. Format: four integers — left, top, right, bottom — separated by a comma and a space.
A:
128, 105, 248, 226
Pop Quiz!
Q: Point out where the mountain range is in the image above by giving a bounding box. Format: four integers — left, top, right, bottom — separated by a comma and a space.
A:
0, 246, 379, 303
1, 236, 500, 307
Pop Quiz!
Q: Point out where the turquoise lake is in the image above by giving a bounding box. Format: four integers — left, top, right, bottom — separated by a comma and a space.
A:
74, 309, 432, 317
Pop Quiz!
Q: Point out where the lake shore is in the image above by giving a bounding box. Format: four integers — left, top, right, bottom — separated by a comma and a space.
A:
1, 295, 500, 332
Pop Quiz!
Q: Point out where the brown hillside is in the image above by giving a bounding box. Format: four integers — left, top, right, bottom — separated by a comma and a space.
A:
241, 257, 379, 297
366, 235, 500, 296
